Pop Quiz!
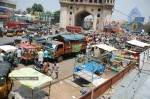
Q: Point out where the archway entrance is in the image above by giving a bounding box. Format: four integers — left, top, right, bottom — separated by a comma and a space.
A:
75, 11, 93, 29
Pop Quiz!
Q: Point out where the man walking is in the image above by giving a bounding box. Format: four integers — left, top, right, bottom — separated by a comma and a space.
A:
52, 62, 59, 79
16, 48, 22, 63
38, 49, 44, 64
44, 49, 49, 62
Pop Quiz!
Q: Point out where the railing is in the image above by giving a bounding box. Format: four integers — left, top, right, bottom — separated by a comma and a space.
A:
79, 62, 136, 99
60, 0, 114, 6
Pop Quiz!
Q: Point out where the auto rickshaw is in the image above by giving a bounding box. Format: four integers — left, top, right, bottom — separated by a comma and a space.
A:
16, 29, 25, 36
27, 28, 40, 34
6, 29, 15, 37
0, 62, 13, 98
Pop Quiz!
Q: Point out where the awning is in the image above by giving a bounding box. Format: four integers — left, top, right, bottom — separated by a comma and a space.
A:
18, 43, 36, 50
0, 45, 17, 52
127, 39, 150, 47
0, 15, 9, 18
92, 44, 118, 52
9, 68, 53, 89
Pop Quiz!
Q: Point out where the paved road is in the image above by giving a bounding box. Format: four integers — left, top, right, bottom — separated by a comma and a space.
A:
0, 32, 77, 98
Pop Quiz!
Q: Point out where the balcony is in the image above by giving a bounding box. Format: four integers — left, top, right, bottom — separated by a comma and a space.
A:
60, 0, 115, 6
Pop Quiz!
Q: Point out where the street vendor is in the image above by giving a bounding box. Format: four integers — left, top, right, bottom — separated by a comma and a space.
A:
42, 62, 50, 75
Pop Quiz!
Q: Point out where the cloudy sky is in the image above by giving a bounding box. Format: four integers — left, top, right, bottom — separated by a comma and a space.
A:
11, 0, 150, 22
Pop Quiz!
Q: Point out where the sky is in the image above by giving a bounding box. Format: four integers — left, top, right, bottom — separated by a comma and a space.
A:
10, 0, 150, 22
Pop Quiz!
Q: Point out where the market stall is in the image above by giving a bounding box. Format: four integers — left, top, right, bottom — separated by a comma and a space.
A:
9, 68, 53, 99
123, 39, 150, 59
92, 44, 123, 73
0, 45, 17, 53
18, 43, 37, 65
73, 55, 105, 82
127, 39, 150, 48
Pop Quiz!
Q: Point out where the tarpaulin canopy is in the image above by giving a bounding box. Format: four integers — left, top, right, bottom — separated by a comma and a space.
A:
9, 68, 53, 89
127, 39, 150, 47
92, 44, 118, 52
0, 45, 17, 52
58, 34, 85, 41
18, 43, 36, 50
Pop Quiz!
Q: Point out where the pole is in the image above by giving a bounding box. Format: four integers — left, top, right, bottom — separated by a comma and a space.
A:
49, 81, 51, 98
32, 89, 34, 99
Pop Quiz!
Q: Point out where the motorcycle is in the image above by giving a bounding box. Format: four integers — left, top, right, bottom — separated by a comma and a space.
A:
33, 60, 52, 76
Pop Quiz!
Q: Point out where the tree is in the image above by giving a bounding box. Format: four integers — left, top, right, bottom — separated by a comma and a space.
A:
53, 10, 60, 23
26, 7, 32, 14
37, 4, 44, 12
32, 3, 44, 13
54, 10, 60, 17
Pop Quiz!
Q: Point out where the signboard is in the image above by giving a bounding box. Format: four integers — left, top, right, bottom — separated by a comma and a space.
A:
128, 7, 142, 22
135, 17, 145, 22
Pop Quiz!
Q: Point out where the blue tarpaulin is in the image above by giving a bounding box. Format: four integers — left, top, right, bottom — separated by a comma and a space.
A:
59, 34, 85, 41
75, 61, 105, 73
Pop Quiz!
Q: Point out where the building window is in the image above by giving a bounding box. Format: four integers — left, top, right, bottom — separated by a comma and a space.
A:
76, 8, 79, 10
71, 0, 74, 2
94, 0, 97, 3
99, 0, 102, 3
97, 14, 100, 17
91, 9, 94, 11
70, 6, 72, 9
75, 0, 78, 2
69, 18, 71, 21
98, 8, 101, 11
70, 12, 72, 15
80, 0, 83, 2
89, 0, 92, 3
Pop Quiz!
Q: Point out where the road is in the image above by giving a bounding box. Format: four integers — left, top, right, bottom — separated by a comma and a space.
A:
0, 33, 77, 98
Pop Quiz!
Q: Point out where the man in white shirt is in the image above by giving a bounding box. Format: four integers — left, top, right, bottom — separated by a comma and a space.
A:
38, 49, 44, 64
52, 62, 59, 79
17, 48, 22, 63
0, 51, 5, 62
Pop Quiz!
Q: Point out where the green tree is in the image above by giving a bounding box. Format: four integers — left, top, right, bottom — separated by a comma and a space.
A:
26, 7, 32, 14
53, 10, 60, 23
32, 3, 44, 13
37, 4, 44, 12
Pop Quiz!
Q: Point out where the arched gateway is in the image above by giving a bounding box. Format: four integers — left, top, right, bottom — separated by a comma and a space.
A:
59, 0, 115, 30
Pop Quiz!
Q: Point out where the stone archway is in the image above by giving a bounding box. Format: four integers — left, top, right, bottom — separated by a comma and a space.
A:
74, 10, 93, 28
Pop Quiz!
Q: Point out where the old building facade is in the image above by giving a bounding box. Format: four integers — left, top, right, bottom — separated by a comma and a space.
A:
59, 0, 115, 30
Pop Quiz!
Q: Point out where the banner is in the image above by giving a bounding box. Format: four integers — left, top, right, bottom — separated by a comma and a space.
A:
72, 44, 82, 52
135, 17, 145, 22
